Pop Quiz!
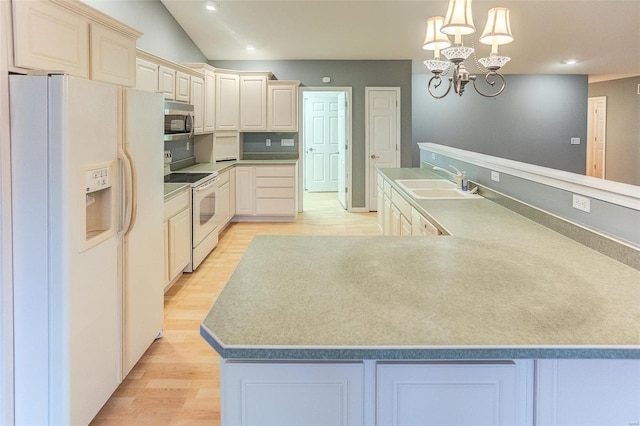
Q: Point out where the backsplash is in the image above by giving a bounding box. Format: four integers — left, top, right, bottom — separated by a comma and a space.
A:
242, 132, 298, 153
165, 139, 192, 162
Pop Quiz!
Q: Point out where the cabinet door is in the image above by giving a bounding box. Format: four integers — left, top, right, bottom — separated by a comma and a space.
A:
240, 75, 268, 131
222, 361, 365, 426
136, 58, 159, 92
158, 66, 176, 100
229, 168, 236, 219
400, 215, 411, 236
175, 71, 191, 103
218, 181, 231, 226
235, 167, 255, 216
383, 195, 392, 236
12, 0, 89, 78
168, 208, 191, 281
191, 75, 205, 135
90, 23, 136, 87
163, 220, 170, 288
377, 361, 532, 426
377, 187, 384, 232
215, 72, 240, 131
536, 359, 640, 426
268, 83, 298, 131
203, 69, 216, 132
390, 204, 402, 236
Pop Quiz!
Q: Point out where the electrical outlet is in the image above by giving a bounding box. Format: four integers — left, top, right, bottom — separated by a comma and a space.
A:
431, 153, 436, 160
491, 171, 500, 182
571, 137, 580, 145
266, 138, 271, 147
186, 141, 190, 150
572, 194, 591, 213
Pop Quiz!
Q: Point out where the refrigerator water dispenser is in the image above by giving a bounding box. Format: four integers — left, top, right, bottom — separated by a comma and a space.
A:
81, 162, 116, 251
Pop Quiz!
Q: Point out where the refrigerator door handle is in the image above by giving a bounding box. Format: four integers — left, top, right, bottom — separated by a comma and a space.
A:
119, 147, 135, 236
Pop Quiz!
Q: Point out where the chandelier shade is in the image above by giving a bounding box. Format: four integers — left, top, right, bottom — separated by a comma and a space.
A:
479, 7, 514, 50
441, 0, 476, 37
423, 16, 452, 52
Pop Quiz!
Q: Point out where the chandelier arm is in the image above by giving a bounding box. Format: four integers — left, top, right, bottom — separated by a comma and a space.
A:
472, 72, 507, 98
427, 75, 453, 99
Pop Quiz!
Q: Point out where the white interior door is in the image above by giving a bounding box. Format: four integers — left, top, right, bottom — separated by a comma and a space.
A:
367, 88, 400, 211
587, 96, 606, 179
304, 92, 340, 192
336, 92, 347, 209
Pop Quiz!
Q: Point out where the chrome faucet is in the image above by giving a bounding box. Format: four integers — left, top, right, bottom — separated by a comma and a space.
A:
433, 165, 463, 188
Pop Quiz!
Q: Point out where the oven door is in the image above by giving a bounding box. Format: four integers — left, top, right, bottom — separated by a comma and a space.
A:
192, 176, 220, 247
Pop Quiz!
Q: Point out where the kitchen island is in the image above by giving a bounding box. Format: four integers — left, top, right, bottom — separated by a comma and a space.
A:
201, 168, 640, 425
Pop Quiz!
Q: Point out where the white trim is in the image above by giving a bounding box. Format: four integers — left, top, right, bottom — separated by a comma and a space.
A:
298, 87, 353, 212
0, 0, 14, 421
365, 87, 401, 211
419, 143, 640, 211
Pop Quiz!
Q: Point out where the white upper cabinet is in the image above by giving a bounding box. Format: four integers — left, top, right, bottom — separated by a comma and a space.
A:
240, 73, 269, 131
203, 68, 216, 133
268, 81, 299, 132
191, 75, 205, 135
12, 0, 90, 78
158, 65, 176, 100
89, 23, 136, 87
215, 71, 240, 131
175, 71, 190, 103
135, 57, 159, 93
11, 0, 139, 86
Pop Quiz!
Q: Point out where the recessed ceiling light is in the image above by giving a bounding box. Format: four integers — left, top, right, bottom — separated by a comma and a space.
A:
205, 0, 217, 11
246, 45, 256, 51
562, 58, 579, 65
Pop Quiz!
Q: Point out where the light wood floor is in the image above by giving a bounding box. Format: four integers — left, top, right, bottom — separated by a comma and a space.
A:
91, 192, 380, 425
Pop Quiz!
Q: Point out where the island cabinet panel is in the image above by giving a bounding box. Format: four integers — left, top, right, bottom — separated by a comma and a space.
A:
535, 359, 640, 426
221, 361, 365, 426
376, 361, 533, 426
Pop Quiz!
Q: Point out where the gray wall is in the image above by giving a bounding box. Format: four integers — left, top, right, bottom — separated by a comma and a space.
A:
210, 60, 412, 209
82, 0, 206, 63
588, 76, 640, 186
412, 74, 589, 174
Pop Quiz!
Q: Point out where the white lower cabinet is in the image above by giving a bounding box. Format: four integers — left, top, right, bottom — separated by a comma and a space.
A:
234, 165, 296, 219
221, 361, 364, 426
535, 359, 640, 426
377, 361, 533, 426
163, 188, 191, 290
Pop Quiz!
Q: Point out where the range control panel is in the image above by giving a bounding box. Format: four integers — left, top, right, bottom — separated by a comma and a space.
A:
85, 166, 111, 193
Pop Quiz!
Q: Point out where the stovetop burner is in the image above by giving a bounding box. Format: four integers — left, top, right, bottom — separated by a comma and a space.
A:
164, 172, 215, 184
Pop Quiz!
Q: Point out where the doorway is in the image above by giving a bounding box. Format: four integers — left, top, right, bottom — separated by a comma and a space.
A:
299, 88, 352, 211
366, 87, 401, 211
587, 96, 607, 179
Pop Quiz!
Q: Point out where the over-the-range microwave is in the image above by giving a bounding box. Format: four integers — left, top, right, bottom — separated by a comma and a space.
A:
164, 101, 194, 142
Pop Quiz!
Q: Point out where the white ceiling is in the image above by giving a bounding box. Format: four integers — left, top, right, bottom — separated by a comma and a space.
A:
161, 0, 640, 77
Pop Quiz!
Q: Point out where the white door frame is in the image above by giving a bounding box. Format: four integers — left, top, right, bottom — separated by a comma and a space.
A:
587, 96, 607, 179
298, 87, 353, 211
365, 87, 401, 211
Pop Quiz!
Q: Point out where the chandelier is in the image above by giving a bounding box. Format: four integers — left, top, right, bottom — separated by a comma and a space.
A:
423, 0, 513, 98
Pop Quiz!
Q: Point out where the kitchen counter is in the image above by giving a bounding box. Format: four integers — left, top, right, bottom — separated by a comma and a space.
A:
163, 182, 189, 200
179, 159, 298, 174
201, 168, 640, 360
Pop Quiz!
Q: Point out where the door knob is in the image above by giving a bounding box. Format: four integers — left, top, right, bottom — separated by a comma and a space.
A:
371, 154, 380, 159
307, 147, 315, 152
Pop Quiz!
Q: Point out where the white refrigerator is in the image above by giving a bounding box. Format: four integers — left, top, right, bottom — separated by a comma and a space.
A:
10, 74, 165, 425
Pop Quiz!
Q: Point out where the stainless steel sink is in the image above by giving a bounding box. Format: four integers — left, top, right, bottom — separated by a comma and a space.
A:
395, 179, 482, 200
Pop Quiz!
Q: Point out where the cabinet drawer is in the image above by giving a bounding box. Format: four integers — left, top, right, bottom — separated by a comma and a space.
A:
383, 179, 392, 197
255, 177, 295, 188
218, 170, 230, 185
256, 198, 295, 216
164, 189, 190, 220
255, 166, 295, 178
391, 188, 412, 218
255, 187, 295, 199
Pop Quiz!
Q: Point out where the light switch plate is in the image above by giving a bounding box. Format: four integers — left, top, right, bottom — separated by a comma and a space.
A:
571, 137, 580, 145
266, 139, 271, 147
281, 139, 294, 146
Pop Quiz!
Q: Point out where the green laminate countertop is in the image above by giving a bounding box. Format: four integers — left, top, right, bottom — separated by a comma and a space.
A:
201, 168, 640, 360
163, 182, 189, 200
179, 159, 298, 174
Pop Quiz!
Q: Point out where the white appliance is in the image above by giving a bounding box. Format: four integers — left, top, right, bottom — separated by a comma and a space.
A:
164, 171, 220, 271
10, 74, 165, 425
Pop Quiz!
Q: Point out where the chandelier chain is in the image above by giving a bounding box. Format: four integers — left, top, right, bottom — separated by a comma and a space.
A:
470, 37, 489, 74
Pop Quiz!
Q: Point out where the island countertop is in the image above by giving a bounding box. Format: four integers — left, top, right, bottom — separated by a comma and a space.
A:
201, 169, 640, 360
